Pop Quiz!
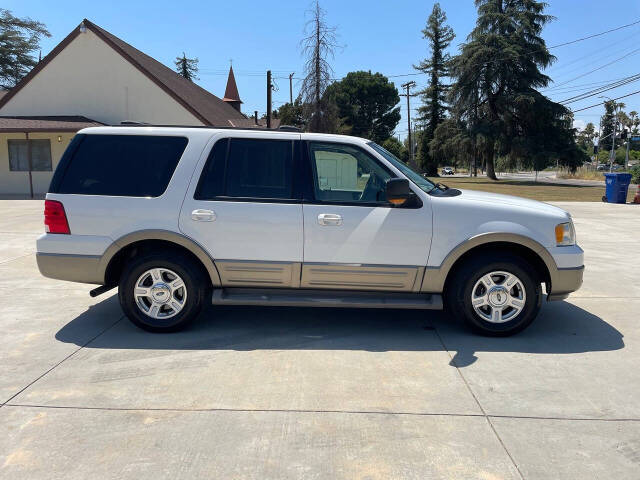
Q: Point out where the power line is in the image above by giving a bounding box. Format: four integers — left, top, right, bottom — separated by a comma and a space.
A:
203, 19, 640, 84
191, 17, 640, 102
443, 18, 640, 76
546, 28, 640, 76
550, 19, 640, 48
571, 89, 640, 112
560, 73, 640, 104
542, 76, 634, 93
551, 46, 640, 88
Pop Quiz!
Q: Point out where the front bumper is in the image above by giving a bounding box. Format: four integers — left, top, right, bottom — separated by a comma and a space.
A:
548, 265, 584, 301
546, 244, 584, 301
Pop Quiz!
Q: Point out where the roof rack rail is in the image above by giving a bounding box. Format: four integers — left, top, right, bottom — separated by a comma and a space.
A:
119, 120, 151, 125
105, 123, 305, 132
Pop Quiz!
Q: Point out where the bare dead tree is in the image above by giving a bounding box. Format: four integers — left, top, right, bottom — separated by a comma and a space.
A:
299, 0, 338, 132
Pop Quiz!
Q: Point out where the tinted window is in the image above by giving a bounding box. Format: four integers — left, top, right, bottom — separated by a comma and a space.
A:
54, 134, 188, 197
197, 138, 294, 200
194, 138, 228, 200
309, 142, 393, 204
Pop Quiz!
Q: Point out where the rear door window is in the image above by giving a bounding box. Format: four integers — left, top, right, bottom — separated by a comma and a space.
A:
53, 134, 188, 197
196, 138, 294, 200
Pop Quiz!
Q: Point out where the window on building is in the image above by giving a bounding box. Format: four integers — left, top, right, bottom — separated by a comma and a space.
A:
54, 134, 188, 197
8, 139, 53, 171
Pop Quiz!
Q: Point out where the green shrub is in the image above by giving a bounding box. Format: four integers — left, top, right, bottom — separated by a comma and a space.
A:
631, 164, 640, 185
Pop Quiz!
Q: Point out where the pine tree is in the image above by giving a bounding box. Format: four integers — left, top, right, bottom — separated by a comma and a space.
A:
450, 0, 556, 179
0, 9, 50, 89
414, 3, 455, 175
174, 52, 199, 82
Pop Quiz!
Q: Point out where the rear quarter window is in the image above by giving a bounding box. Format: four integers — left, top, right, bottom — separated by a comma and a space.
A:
51, 134, 188, 197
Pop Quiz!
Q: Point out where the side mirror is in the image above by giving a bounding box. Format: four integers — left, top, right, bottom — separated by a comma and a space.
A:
385, 178, 411, 206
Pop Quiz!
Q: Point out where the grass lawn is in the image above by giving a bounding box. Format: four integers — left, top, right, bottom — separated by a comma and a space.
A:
428, 176, 637, 202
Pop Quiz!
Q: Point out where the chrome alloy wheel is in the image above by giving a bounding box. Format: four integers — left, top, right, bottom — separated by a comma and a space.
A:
134, 268, 187, 319
471, 271, 526, 324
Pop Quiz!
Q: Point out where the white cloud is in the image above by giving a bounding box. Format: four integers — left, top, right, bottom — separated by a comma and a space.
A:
573, 119, 587, 131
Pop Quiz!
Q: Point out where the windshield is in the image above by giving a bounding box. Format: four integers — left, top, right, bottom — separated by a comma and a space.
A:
367, 142, 437, 194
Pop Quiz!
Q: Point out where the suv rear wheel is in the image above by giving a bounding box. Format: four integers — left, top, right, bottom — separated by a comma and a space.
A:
118, 251, 207, 332
446, 253, 542, 336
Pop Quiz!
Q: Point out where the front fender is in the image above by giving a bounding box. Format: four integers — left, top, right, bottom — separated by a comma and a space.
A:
421, 232, 558, 293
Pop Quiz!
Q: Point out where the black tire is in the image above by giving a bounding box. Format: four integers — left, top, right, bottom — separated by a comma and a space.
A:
445, 253, 542, 336
118, 250, 207, 332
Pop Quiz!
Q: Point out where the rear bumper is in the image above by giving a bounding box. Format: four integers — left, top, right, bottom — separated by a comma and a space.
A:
36, 233, 112, 284
548, 265, 584, 301
36, 252, 103, 284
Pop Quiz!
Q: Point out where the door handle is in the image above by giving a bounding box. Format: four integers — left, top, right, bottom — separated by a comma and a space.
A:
317, 213, 343, 226
191, 209, 216, 222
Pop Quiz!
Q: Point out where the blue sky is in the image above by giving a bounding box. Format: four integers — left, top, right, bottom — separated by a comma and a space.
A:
6, 0, 640, 138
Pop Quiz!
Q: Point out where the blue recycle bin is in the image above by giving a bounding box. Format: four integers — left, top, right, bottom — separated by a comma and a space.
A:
603, 172, 632, 204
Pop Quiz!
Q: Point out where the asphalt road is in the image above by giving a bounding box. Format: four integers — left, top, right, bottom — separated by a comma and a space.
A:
497, 170, 609, 187
1, 200, 639, 479
445, 170, 609, 186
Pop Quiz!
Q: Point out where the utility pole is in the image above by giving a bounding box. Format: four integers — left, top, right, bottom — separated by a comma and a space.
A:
400, 81, 417, 170
289, 72, 295, 104
596, 115, 602, 165
266, 70, 272, 129
610, 105, 618, 173
625, 134, 630, 170
600, 96, 620, 172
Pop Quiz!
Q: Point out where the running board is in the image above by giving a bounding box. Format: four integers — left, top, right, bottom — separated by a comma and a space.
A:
211, 288, 443, 310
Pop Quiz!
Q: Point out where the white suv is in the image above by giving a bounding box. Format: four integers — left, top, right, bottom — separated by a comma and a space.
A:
37, 126, 583, 335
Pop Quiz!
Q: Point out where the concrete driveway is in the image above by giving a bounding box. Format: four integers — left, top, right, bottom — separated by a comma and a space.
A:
1, 200, 639, 479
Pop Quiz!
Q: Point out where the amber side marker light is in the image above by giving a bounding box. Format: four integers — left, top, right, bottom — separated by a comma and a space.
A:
555, 222, 575, 246
555, 224, 564, 244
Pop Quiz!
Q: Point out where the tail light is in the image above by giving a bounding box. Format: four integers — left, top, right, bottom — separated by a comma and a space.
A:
44, 200, 70, 234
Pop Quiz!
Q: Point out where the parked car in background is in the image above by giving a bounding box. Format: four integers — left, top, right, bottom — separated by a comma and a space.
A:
441, 166, 454, 175
37, 126, 584, 336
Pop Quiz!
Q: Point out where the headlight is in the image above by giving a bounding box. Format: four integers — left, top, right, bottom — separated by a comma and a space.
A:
555, 222, 575, 246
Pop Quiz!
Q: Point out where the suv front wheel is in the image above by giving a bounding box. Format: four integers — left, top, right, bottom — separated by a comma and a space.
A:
118, 251, 207, 332
446, 253, 542, 336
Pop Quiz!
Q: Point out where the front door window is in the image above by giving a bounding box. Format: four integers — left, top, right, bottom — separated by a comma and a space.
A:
308, 142, 393, 204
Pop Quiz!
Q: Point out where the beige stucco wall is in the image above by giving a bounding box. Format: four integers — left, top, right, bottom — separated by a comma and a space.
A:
0, 132, 74, 196
0, 29, 204, 126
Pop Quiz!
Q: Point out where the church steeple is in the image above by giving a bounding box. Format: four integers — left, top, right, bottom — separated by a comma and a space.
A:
222, 65, 242, 113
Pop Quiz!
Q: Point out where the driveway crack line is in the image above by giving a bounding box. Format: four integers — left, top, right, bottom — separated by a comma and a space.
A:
0, 252, 34, 265
3, 403, 640, 423
432, 326, 525, 480
0, 315, 124, 407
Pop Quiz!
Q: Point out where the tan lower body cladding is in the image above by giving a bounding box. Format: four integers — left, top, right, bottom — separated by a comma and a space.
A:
215, 260, 424, 292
